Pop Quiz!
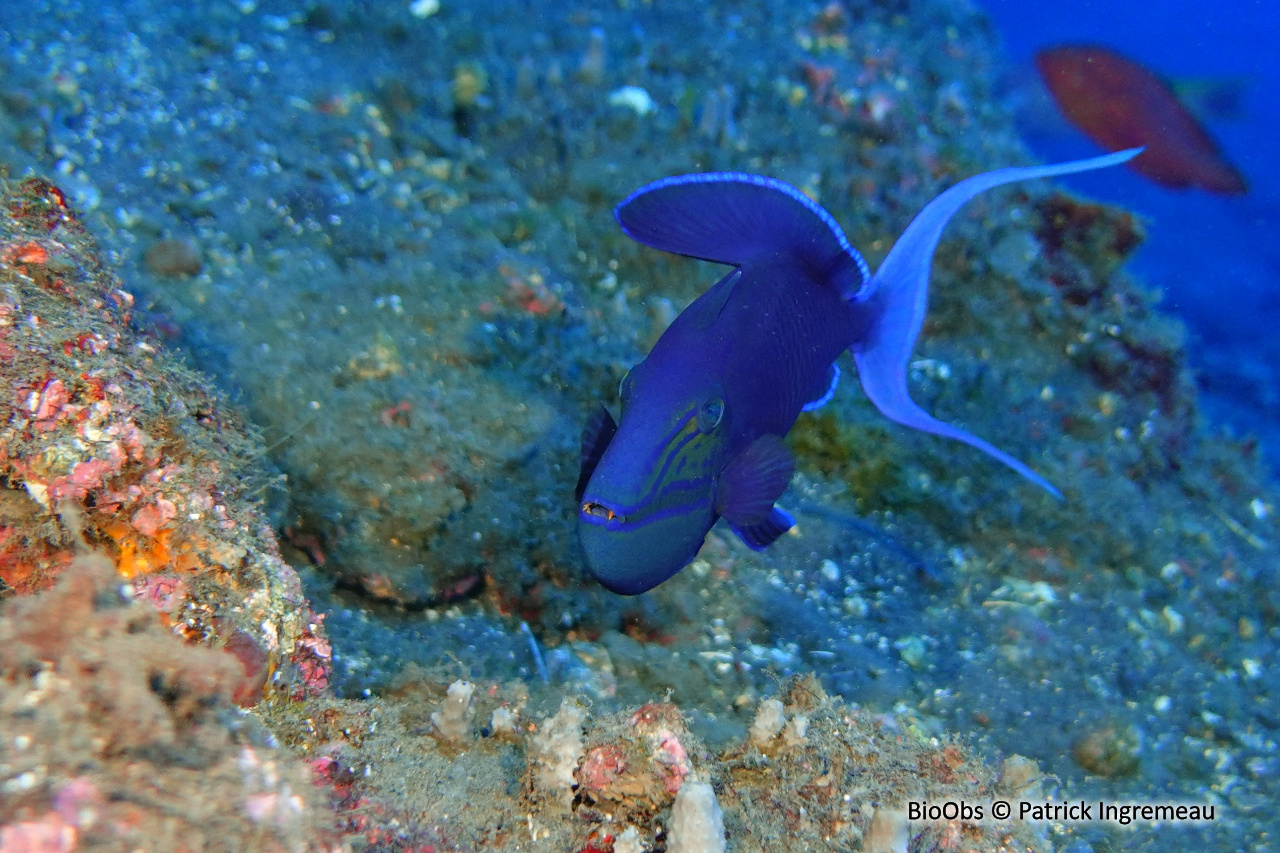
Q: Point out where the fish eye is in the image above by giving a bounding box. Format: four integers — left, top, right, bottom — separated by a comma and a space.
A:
697, 397, 725, 432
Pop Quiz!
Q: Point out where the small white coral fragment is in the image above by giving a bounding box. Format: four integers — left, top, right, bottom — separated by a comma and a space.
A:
528, 699, 586, 805
429, 679, 475, 742
613, 825, 646, 853
490, 706, 517, 736
608, 86, 656, 116
997, 754, 1043, 800
748, 698, 787, 745
782, 713, 809, 746
666, 779, 725, 853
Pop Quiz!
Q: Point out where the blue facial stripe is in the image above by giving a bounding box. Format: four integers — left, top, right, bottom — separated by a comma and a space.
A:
581, 412, 718, 530
645, 421, 700, 498
579, 476, 713, 531
580, 412, 697, 517
580, 414, 698, 520
622, 421, 703, 517
615, 482, 714, 531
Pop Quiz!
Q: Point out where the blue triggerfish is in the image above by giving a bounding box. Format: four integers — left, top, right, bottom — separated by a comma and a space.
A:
577, 149, 1141, 595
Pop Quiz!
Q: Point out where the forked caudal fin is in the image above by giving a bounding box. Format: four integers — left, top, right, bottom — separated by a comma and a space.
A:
851, 148, 1144, 498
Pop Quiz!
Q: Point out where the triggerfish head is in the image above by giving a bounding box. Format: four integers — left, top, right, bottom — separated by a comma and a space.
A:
577, 149, 1142, 595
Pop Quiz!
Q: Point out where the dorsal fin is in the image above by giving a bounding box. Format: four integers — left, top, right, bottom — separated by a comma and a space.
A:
615, 172, 871, 297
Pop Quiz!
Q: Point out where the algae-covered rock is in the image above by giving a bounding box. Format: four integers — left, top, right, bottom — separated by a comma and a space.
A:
0, 176, 329, 701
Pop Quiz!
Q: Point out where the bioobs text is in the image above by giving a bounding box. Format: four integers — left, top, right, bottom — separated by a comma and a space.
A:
907, 801, 983, 821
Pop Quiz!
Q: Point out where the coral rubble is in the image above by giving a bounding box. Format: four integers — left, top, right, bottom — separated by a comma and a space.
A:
334, 674, 1051, 852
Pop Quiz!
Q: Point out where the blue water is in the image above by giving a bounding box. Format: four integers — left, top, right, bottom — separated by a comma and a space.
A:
982, 0, 1280, 451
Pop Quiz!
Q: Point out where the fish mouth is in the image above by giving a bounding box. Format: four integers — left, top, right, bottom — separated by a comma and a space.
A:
577, 499, 710, 595
580, 498, 626, 525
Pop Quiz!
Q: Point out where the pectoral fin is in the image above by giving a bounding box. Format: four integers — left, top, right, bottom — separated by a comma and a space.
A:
730, 507, 797, 552
575, 406, 618, 502
715, 434, 796, 550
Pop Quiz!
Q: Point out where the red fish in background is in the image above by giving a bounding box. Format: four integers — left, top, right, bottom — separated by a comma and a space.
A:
1035, 45, 1247, 194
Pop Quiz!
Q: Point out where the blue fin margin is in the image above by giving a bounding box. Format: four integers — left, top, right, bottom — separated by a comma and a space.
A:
730, 507, 796, 551
802, 363, 840, 412
616, 172, 871, 297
